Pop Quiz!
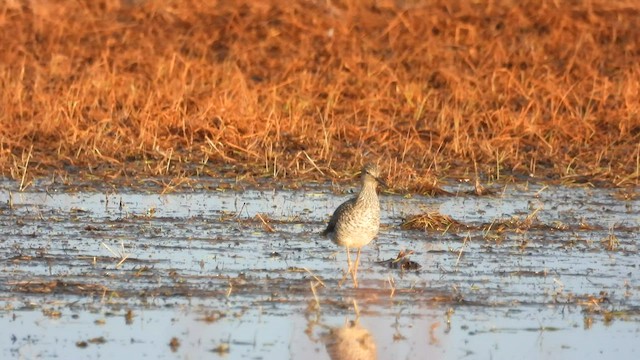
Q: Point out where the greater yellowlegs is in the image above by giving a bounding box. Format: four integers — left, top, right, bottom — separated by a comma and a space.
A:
322, 163, 384, 287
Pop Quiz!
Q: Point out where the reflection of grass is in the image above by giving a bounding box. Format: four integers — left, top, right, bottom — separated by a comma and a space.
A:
212, 343, 230, 355
255, 213, 275, 232
577, 291, 640, 324
601, 232, 620, 251
1, 1, 639, 188
101, 240, 131, 268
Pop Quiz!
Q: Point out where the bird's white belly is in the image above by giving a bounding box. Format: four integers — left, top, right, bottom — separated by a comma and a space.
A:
332, 212, 380, 248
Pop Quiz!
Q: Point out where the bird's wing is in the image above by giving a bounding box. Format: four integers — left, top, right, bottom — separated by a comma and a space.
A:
322, 197, 356, 236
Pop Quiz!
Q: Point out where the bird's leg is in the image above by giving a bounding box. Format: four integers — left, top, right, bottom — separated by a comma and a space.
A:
353, 248, 362, 286
339, 246, 352, 287
347, 246, 358, 288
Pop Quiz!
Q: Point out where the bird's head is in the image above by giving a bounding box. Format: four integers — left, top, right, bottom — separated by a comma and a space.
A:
361, 163, 386, 187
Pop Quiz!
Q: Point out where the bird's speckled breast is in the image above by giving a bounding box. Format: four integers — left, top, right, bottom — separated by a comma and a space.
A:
332, 189, 380, 248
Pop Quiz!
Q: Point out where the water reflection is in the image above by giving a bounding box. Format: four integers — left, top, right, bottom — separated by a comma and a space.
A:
323, 319, 377, 360
304, 298, 378, 360
1, 184, 639, 359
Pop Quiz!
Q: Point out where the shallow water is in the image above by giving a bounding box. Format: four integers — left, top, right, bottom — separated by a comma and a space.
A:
0, 180, 639, 359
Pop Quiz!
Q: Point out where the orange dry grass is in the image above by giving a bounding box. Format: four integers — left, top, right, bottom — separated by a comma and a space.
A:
1, 0, 639, 189
401, 211, 464, 232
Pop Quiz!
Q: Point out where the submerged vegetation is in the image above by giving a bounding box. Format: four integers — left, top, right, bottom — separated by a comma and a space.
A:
1, 0, 639, 189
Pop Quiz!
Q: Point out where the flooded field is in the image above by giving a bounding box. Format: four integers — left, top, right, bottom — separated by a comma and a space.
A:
0, 180, 639, 359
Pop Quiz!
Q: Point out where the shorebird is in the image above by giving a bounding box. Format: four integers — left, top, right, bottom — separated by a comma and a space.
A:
322, 163, 384, 287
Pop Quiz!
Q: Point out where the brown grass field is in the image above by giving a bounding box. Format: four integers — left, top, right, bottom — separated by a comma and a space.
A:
1, 0, 639, 190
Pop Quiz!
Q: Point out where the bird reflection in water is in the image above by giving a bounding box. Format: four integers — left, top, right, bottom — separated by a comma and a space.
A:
323, 319, 377, 360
